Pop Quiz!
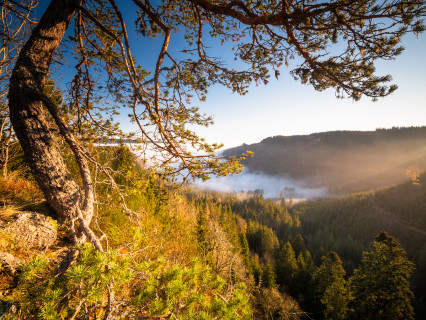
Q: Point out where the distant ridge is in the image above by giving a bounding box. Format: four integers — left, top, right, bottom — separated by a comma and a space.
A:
224, 127, 426, 195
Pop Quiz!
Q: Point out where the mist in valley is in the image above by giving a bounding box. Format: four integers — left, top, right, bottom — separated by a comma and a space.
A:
194, 169, 328, 200
121, 128, 426, 199
219, 128, 426, 197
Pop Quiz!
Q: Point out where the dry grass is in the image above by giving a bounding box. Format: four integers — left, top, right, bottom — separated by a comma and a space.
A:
0, 204, 22, 221
0, 204, 21, 251
0, 231, 13, 251
0, 176, 43, 204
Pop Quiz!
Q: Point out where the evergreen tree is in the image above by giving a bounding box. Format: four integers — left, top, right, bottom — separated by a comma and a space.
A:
292, 234, 308, 256
280, 191, 286, 208
350, 231, 415, 320
275, 241, 298, 291
246, 220, 279, 258
250, 254, 262, 287
293, 251, 314, 305
262, 263, 277, 289
196, 206, 211, 262
240, 231, 250, 267
311, 252, 350, 320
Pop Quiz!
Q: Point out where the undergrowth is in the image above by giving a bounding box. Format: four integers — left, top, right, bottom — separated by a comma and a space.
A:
0, 146, 253, 319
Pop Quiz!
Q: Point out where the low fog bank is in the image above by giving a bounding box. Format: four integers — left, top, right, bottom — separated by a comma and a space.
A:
194, 170, 328, 200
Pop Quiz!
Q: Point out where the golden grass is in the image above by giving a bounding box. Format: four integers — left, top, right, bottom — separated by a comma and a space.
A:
0, 204, 22, 221
0, 176, 43, 204
0, 204, 21, 251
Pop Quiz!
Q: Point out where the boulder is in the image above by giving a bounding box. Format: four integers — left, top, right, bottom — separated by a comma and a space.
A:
3, 212, 57, 250
0, 252, 22, 275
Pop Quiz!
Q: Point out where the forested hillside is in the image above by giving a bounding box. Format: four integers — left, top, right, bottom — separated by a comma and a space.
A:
224, 127, 426, 195
1, 146, 422, 319
296, 174, 426, 318
217, 191, 421, 319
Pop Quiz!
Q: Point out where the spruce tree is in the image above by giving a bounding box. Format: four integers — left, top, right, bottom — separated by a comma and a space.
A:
196, 206, 211, 262
239, 231, 250, 267
350, 231, 415, 320
293, 251, 314, 305
275, 241, 298, 291
250, 254, 262, 287
262, 263, 277, 289
311, 252, 350, 320
292, 234, 308, 256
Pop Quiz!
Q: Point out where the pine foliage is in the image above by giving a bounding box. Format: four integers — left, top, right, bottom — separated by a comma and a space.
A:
311, 252, 350, 320
349, 232, 415, 320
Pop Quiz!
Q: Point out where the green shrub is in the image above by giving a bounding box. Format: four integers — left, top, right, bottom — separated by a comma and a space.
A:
132, 257, 252, 319
11, 244, 252, 319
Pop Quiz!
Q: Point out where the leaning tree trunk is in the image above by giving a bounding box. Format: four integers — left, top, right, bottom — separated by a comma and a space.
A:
8, 0, 102, 250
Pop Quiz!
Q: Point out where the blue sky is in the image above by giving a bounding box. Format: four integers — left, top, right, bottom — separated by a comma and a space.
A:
35, 1, 426, 150
194, 32, 426, 148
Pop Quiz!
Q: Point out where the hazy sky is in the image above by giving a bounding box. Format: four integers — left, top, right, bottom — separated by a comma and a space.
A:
34, 2, 426, 150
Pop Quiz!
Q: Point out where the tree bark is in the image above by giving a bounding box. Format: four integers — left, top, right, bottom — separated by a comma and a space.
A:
1, 126, 12, 178
8, 0, 101, 249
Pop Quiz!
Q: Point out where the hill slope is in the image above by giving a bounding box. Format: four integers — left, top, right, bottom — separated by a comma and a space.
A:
224, 127, 426, 195
296, 175, 426, 316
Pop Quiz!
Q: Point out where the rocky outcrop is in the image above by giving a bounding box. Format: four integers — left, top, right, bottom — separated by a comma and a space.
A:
0, 212, 57, 317
3, 212, 57, 250
0, 252, 22, 275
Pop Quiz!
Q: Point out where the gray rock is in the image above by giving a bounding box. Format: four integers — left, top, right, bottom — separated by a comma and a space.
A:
0, 252, 22, 275
4, 212, 57, 250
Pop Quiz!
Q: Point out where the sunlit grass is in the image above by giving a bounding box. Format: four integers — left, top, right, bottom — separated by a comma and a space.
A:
0, 204, 22, 221
0, 176, 43, 204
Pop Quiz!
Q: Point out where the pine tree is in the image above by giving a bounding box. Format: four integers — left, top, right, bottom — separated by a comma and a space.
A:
311, 252, 350, 320
292, 234, 307, 256
196, 206, 211, 263
280, 191, 286, 207
349, 231, 415, 320
293, 251, 314, 305
239, 231, 250, 267
262, 263, 277, 289
250, 254, 262, 287
246, 220, 279, 258
275, 241, 298, 291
